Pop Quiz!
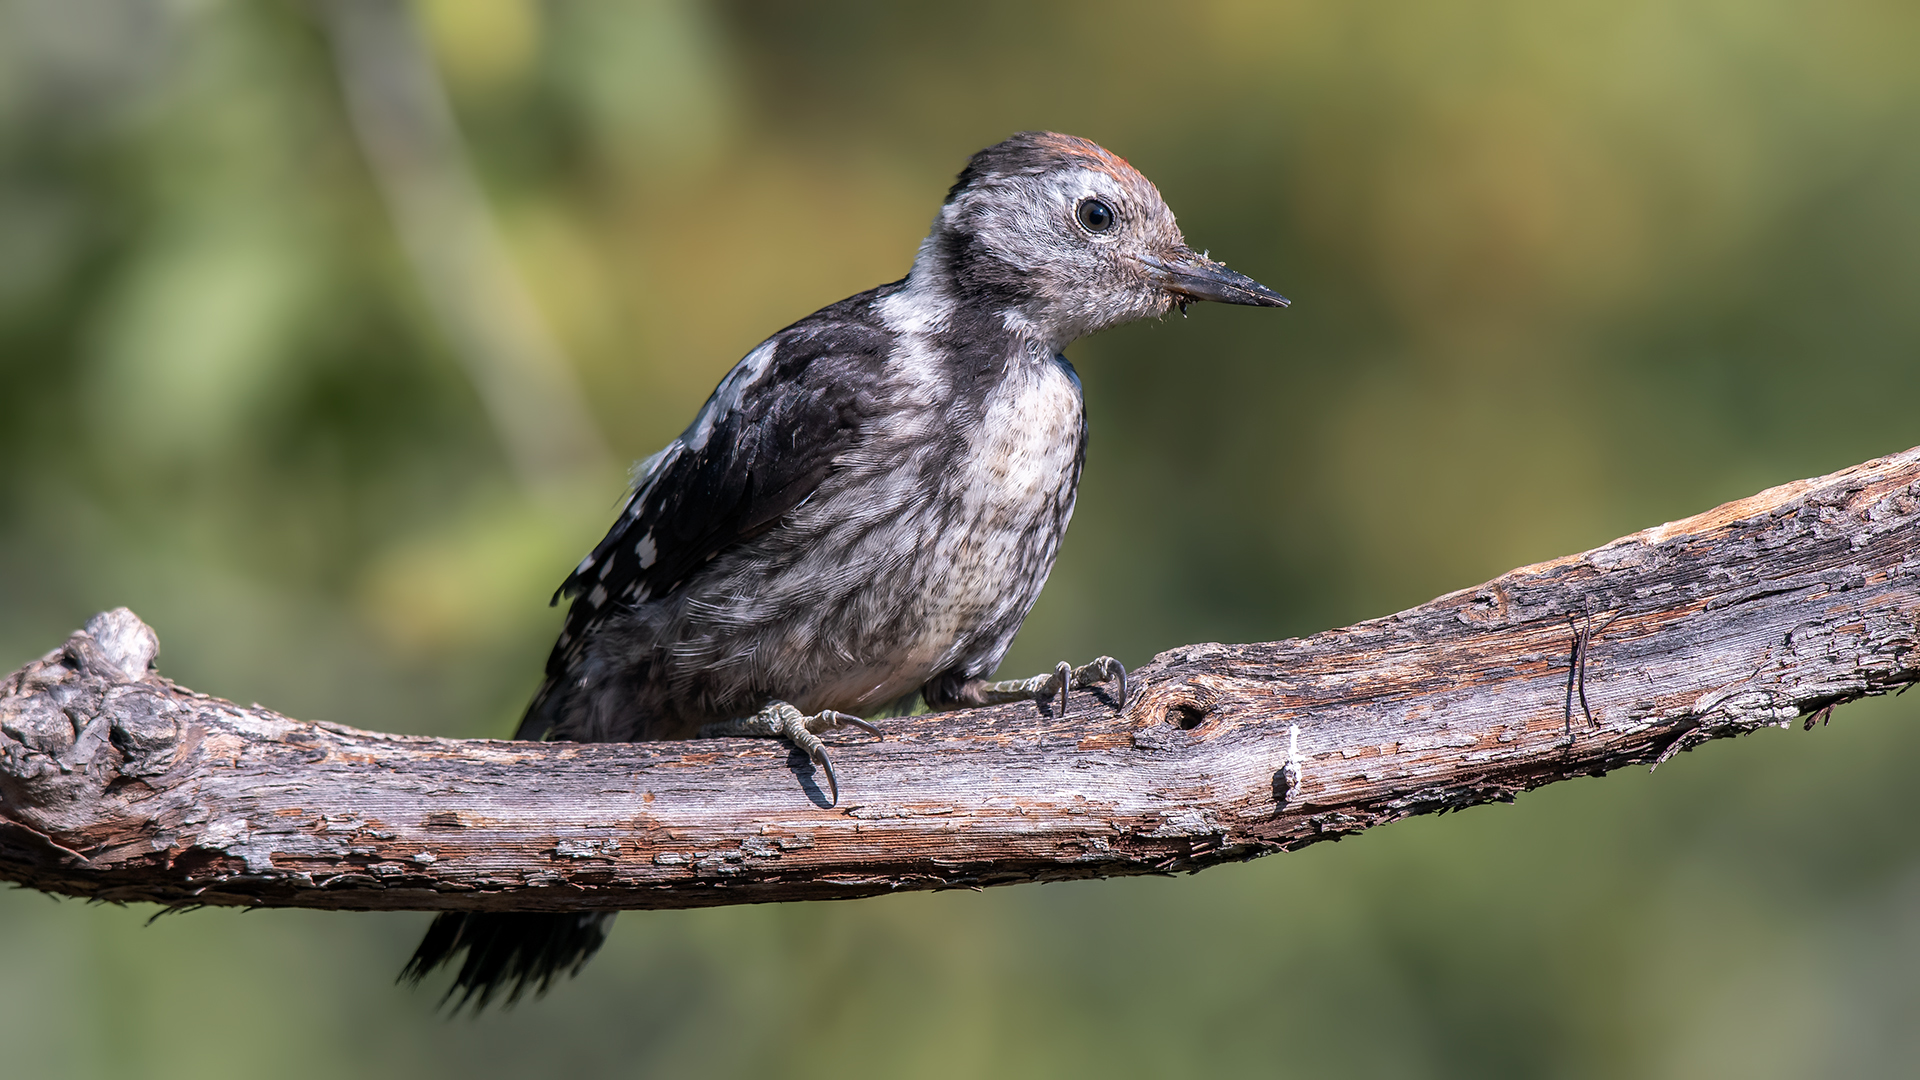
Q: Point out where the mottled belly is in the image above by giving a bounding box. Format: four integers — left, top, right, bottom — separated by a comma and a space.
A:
915, 358, 1085, 677
716, 356, 1086, 718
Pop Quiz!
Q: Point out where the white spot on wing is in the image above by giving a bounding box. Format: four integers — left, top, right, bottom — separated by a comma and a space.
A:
635, 533, 657, 568
587, 584, 608, 607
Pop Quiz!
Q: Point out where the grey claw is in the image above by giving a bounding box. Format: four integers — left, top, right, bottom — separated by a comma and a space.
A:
827, 711, 884, 739
1054, 660, 1072, 716
810, 744, 840, 806
1066, 657, 1128, 709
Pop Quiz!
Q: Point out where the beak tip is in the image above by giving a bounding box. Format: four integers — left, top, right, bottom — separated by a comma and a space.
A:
1211, 283, 1290, 309
1144, 251, 1290, 311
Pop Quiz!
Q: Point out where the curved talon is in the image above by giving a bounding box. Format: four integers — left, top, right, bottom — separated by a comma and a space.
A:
810, 744, 840, 806
701, 702, 878, 807
1052, 660, 1072, 716
772, 708, 839, 806
820, 710, 884, 739
1077, 656, 1127, 706
802, 710, 886, 806
1065, 656, 1129, 708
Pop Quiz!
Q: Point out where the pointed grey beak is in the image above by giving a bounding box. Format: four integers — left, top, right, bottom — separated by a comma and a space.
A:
1140, 249, 1290, 308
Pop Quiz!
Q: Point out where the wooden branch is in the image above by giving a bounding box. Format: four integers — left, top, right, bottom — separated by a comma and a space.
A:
5, 450, 1919, 913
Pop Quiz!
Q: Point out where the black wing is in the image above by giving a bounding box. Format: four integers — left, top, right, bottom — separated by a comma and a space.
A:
518, 296, 893, 737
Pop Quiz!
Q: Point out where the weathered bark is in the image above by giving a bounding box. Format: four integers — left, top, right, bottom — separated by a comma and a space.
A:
4, 449, 1918, 913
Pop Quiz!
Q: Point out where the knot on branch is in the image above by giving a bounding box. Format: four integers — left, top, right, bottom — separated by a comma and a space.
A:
77, 608, 160, 683
1139, 674, 1228, 732
3, 609, 187, 847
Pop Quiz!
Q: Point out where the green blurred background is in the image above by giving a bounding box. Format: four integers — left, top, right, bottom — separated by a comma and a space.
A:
3, 0, 1919, 1076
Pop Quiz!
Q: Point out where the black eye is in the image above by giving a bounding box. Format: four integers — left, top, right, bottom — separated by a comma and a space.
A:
1076, 197, 1114, 233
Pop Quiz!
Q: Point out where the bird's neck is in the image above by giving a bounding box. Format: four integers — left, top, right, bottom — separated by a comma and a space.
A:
896, 227, 1075, 356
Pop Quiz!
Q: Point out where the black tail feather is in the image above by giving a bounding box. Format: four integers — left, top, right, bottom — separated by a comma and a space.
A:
400, 911, 615, 1012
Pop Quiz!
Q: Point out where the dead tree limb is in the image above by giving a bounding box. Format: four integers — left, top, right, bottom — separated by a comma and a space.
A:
5, 449, 1918, 913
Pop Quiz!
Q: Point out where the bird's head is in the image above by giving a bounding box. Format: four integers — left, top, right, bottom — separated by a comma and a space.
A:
918, 131, 1288, 348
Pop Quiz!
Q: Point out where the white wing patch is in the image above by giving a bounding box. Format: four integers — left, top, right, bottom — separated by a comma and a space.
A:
627, 444, 673, 488
874, 285, 957, 406
875, 282, 953, 336
687, 339, 779, 452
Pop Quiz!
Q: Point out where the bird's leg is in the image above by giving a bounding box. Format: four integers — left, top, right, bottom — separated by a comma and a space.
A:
955, 656, 1128, 717
698, 702, 881, 806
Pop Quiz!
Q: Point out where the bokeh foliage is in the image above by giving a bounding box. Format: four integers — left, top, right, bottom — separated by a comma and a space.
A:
3, 1, 1919, 1076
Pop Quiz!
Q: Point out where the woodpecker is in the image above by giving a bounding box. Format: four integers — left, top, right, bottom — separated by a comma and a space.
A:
402, 132, 1288, 1008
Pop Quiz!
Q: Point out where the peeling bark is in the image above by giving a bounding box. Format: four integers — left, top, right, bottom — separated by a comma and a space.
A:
4, 449, 1919, 913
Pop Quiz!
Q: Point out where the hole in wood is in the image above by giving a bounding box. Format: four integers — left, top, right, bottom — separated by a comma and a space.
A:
1166, 703, 1207, 729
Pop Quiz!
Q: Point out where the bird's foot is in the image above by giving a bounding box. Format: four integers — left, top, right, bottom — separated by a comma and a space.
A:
698, 702, 881, 806
973, 656, 1127, 717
